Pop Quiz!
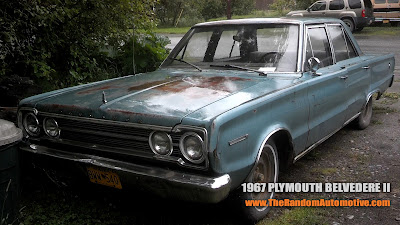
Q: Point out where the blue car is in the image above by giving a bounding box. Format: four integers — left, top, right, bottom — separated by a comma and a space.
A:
18, 18, 395, 222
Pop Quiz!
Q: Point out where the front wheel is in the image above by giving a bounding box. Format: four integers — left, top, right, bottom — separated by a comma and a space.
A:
236, 140, 279, 223
353, 98, 373, 130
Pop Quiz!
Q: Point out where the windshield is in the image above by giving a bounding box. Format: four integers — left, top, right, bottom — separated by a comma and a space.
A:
161, 24, 299, 73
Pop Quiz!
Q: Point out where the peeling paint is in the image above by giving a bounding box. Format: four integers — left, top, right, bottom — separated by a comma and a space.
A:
77, 85, 118, 95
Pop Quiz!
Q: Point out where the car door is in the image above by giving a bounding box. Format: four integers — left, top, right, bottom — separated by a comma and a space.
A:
307, 1, 329, 17
305, 25, 349, 147
326, 24, 370, 123
325, 0, 346, 19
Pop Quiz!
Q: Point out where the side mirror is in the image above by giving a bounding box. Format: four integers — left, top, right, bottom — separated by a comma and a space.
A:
307, 7, 311, 12
308, 57, 321, 76
233, 35, 241, 42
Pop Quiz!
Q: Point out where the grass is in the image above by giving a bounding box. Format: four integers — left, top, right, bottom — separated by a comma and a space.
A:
259, 207, 327, 225
382, 92, 400, 100
354, 25, 400, 36
373, 105, 398, 114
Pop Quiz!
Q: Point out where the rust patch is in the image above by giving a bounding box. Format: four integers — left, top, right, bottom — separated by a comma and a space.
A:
77, 85, 118, 95
156, 76, 252, 93
127, 80, 171, 92
106, 108, 164, 118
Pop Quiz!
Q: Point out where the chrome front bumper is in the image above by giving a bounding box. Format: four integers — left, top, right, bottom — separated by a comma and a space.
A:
21, 144, 231, 203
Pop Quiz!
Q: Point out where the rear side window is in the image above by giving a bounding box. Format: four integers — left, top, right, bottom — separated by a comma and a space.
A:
348, 0, 362, 9
344, 32, 357, 58
388, 0, 399, 3
307, 27, 333, 68
327, 25, 349, 62
329, 0, 345, 10
374, 0, 386, 3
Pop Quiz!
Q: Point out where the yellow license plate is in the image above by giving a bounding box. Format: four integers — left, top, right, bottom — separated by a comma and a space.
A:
87, 167, 122, 189
383, 19, 390, 23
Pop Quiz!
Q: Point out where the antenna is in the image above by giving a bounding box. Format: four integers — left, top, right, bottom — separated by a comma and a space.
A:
132, 17, 136, 75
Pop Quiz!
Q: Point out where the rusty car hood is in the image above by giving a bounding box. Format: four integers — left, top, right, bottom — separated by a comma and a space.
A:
22, 70, 284, 127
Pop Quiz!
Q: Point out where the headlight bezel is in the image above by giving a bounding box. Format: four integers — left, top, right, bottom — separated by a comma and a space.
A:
43, 118, 61, 138
148, 131, 174, 156
23, 112, 41, 137
179, 132, 205, 164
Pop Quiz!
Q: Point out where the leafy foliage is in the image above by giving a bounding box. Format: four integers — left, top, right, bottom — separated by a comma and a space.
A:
0, 0, 168, 106
156, 0, 256, 26
118, 32, 170, 75
270, 0, 297, 14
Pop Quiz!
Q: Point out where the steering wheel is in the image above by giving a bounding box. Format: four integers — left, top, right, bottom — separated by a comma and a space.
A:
260, 52, 282, 64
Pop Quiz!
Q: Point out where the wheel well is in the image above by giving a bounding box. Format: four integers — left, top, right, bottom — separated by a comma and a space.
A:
269, 130, 294, 172
341, 17, 355, 25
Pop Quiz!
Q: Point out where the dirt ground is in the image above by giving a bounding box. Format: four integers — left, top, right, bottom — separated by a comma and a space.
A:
3, 35, 400, 225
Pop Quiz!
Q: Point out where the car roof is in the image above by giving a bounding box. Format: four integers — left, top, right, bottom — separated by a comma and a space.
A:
193, 17, 342, 27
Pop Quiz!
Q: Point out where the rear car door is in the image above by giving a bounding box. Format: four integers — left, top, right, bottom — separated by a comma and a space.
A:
326, 0, 346, 18
305, 25, 348, 147
326, 24, 370, 123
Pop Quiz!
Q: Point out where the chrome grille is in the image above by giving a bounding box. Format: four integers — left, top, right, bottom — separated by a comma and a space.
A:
48, 117, 184, 158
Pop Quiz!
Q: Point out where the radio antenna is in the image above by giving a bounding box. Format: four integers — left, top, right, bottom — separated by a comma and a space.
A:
132, 17, 136, 75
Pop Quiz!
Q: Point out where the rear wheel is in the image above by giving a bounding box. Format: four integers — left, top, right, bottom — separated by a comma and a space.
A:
236, 140, 279, 223
342, 18, 355, 32
353, 98, 373, 130
355, 27, 364, 32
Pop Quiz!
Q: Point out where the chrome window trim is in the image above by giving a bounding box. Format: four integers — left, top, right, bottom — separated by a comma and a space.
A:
342, 26, 360, 57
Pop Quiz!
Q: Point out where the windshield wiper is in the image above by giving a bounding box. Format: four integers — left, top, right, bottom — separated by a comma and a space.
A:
210, 64, 267, 76
172, 58, 202, 72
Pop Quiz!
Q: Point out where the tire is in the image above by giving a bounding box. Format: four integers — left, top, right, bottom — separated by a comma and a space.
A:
342, 18, 355, 32
236, 140, 279, 223
353, 98, 373, 130
355, 27, 364, 32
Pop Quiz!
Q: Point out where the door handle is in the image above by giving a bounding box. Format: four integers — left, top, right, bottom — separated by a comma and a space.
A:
339, 75, 348, 80
362, 66, 370, 70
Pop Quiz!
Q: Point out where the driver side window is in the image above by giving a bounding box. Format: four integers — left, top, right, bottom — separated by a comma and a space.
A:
310, 1, 327, 11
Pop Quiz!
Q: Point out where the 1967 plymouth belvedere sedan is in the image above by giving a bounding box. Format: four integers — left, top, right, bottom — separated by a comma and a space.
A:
18, 18, 394, 222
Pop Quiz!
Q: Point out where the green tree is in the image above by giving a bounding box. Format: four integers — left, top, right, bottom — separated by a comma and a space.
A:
156, 0, 256, 26
0, 0, 166, 106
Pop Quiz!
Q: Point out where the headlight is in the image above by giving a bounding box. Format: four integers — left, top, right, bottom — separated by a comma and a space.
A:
43, 118, 60, 137
149, 131, 173, 156
23, 113, 40, 136
179, 132, 205, 163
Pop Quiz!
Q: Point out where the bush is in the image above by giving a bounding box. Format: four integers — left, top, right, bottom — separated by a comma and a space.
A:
118, 32, 170, 75
270, 0, 296, 15
0, 0, 168, 107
